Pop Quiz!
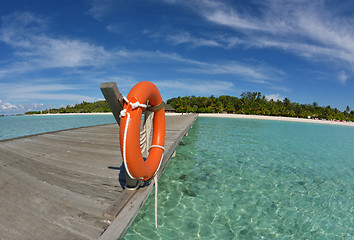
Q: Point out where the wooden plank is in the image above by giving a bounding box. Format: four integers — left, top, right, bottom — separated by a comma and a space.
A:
0, 114, 198, 240
103, 190, 136, 221
0, 123, 114, 143
0, 144, 121, 180
0, 159, 110, 218
35, 135, 120, 152
0, 170, 107, 240
46, 130, 119, 144
1, 139, 120, 163
0, 148, 121, 201
99, 183, 153, 240
0, 221, 27, 240
0, 196, 88, 240
0, 138, 123, 180
2, 139, 120, 168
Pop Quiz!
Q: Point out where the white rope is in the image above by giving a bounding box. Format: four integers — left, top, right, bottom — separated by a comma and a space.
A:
149, 145, 165, 152
123, 96, 147, 109
140, 111, 154, 157
120, 96, 152, 179
154, 175, 158, 229
130, 101, 147, 109
122, 112, 134, 179
120, 96, 162, 229
148, 145, 165, 180
119, 109, 127, 117
119, 97, 129, 118
121, 96, 147, 114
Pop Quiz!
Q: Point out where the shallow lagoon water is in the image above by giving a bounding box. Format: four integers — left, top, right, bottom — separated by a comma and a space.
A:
124, 117, 353, 239
0, 114, 115, 140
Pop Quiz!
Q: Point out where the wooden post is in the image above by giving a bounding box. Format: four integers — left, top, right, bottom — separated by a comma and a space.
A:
100, 82, 124, 125
100, 82, 138, 189
125, 172, 139, 190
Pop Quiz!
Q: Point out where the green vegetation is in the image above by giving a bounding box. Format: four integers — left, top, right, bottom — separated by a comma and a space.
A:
167, 92, 354, 122
25, 92, 354, 122
25, 101, 110, 114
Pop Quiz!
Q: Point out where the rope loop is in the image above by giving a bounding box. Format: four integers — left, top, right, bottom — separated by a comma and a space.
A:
149, 145, 165, 152
130, 101, 147, 109
119, 109, 127, 118
120, 96, 148, 117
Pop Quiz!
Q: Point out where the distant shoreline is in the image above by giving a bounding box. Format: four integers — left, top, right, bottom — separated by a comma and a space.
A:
197, 113, 354, 127
27, 112, 113, 116
25, 112, 181, 116
24, 112, 354, 127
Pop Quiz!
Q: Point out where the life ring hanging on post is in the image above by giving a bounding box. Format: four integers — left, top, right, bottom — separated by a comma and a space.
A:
119, 81, 165, 181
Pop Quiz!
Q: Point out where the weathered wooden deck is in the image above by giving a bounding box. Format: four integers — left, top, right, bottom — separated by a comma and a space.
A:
0, 114, 197, 240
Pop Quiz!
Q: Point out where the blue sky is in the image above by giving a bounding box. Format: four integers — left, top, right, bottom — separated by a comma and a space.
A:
0, 0, 353, 114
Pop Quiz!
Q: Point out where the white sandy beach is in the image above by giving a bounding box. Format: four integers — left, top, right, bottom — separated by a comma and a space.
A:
197, 113, 354, 127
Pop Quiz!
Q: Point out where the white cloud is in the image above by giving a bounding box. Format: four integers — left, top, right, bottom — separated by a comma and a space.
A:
203, 5, 262, 31
0, 12, 113, 74
0, 99, 18, 111
106, 24, 121, 33
0, 10, 289, 106
20, 94, 99, 102
110, 49, 285, 83
338, 71, 348, 85
167, 31, 221, 47
128, 50, 285, 83
164, 0, 354, 82
0, 99, 53, 115
219, 36, 244, 48
94, 48, 283, 83
180, 61, 284, 83
87, 0, 115, 20
0, 82, 98, 103
265, 93, 284, 102
0, 11, 286, 87
155, 79, 235, 95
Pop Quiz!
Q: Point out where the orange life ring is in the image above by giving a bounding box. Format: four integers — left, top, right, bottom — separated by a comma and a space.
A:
119, 81, 165, 181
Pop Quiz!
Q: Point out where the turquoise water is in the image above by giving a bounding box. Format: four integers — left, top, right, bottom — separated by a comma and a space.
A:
1, 115, 353, 238
124, 117, 354, 239
0, 114, 116, 140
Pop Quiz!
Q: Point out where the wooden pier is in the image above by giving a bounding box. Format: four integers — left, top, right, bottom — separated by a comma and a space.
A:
0, 114, 197, 240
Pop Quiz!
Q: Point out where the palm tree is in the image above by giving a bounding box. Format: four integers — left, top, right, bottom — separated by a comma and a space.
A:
346, 106, 350, 113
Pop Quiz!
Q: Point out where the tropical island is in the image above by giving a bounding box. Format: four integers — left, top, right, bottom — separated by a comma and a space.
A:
25, 92, 354, 122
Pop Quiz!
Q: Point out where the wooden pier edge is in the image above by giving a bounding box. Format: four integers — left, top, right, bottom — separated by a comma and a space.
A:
99, 114, 198, 240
